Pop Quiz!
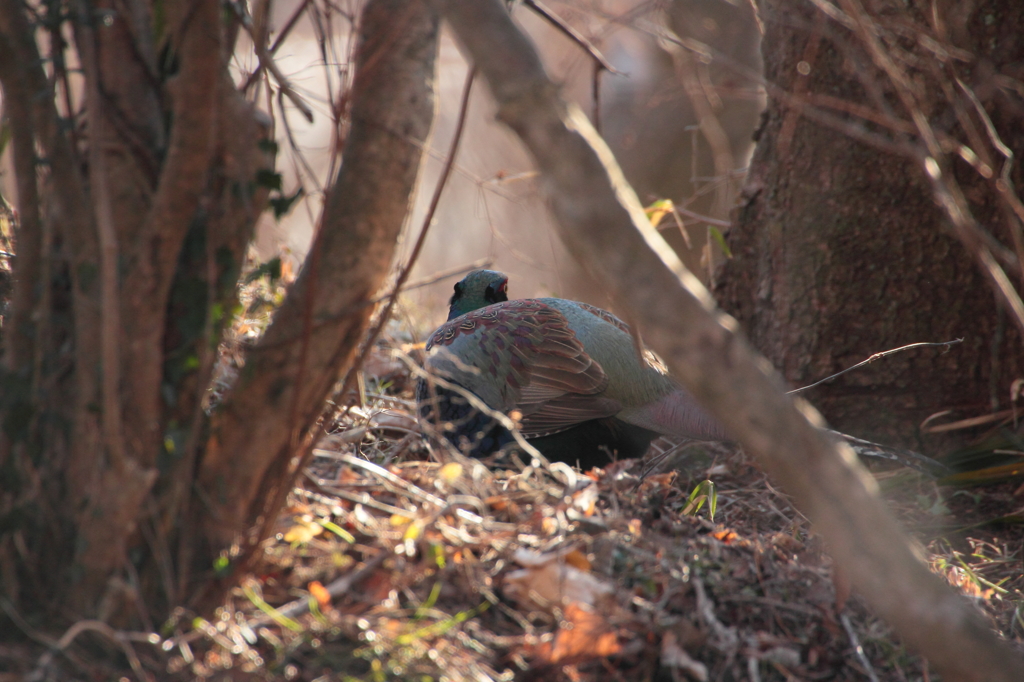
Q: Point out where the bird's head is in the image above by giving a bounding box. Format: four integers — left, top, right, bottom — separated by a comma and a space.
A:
447, 269, 509, 319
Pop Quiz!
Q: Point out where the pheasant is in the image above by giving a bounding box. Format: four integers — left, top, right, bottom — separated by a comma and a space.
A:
417, 270, 726, 467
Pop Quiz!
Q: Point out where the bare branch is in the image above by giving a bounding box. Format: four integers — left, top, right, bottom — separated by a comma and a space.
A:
195, 0, 439, 574
136, 0, 222, 297
77, 0, 126, 470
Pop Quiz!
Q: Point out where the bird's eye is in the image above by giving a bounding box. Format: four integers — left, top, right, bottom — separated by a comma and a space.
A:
485, 280, 508, 304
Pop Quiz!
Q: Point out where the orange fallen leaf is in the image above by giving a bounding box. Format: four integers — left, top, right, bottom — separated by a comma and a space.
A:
563, 550, 591, 572
536, 603, 621, 663
711, 529, 738, 543
309, 581, 332, 609
485, 495, 511, 511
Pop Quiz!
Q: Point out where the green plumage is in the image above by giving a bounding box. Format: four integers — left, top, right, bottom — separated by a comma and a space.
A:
417, 270, 725, 467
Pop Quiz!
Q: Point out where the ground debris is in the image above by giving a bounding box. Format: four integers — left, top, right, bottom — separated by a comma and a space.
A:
30, 327, 1016, 682
154, 387, 1007, 682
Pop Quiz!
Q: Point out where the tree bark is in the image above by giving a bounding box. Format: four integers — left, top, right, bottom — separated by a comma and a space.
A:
428, 1, 1024, 679
715, 0, 1024, 449
0, 0, 269, 619
194, 0, 439, 594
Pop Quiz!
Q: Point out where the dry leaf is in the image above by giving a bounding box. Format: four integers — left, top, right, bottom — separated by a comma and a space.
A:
563, 550, 591, 572
638, 472, 677, 496
535, 603, 621, 663
309, 581, 332, 609
711, 529, 738, 544
504, 552, 614, 611
486, 495, 511, 512
283, 522, 320, 544
571, 485, 599, 516
438, 462, 463, 484
389, 513, 413, 527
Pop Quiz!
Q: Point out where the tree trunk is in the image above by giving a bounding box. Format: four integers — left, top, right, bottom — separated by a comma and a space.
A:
715, 0, 1024, 450
191, 0, 439, 609
0, 0, 438, 627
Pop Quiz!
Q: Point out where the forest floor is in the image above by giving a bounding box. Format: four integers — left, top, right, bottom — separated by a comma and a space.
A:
148, 332, 1024, 682
7, 305, 1024, 682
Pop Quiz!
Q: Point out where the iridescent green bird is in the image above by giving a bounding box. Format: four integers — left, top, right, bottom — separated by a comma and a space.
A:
417, 270, 726, 467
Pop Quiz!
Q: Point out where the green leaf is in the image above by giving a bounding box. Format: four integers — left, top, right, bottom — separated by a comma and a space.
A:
682, 479, 717, 520
213, 555, 231, 576
708, 226, 732, 258
644, 198, 675, 229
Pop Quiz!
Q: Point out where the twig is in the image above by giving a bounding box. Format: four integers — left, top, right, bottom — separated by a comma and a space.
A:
58, 622, 148, 682
242, 0, 314, 91
841, 613, 881, 682
830, 430, 949, 475
319, 451, 535, 526
835, 0, 1024, 333
788, 339, 963, 394
693, 574, 739, 655
335, 66, 477, 407
920, 408, 1015, 434
250, 551, 388, 626
234, 2, 315, 121
522, 0, 621, 75
400, 353, 554, 473
521, 0, 622, 131
17, 612, 151, 682
669, 204, 731, 228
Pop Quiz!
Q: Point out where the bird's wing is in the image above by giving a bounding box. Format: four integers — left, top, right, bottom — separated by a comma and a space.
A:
425, 300, 619, 434
517, 395, 623, 438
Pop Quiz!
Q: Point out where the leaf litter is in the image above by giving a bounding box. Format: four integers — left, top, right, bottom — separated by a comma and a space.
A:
157, 331, 1024, 681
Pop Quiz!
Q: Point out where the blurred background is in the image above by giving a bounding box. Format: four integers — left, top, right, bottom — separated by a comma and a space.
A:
240, 0, 765, 325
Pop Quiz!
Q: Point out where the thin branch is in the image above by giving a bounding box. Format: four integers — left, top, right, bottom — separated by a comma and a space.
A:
77, 0, 127, 470
671, 204, 731, 228
252, 67, 480, 548
337, 66, 477, 404
235, 1, 315, 121
840, 614, 881, 682
788, 339, 963, 394
0, 31, 43, 376
835, 0, 1024, 333
522, 0, 621, 75
34, 620, 149, 682
248, 551, 387, 626
137, 0, 221, 292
